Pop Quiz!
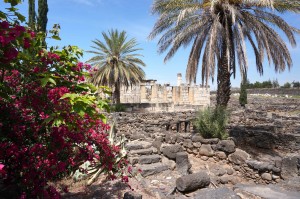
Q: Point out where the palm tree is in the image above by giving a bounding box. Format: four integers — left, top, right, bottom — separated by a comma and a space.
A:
150, 0, 300, 107
87, 29, 146, 104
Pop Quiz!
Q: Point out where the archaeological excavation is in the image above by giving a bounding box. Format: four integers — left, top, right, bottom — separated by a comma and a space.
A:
107, 92, 300, 199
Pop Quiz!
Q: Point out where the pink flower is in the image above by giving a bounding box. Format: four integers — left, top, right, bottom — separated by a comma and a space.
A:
33, 67, 40, 73
127, 166, 132, 173
19, 192, 26, 199
0, 164, 5, 176
3, 47, 18, 63
76, 62, 83, 71
122, 176, 129, 183
84, 63, 91, 70
47, 87, 70, 103
23, 38, 30, 49
77, 75, 85, 82
39, 112, 49, 119
0, 21, 9, 29
14, 25, 26, 34
0, 36, 7, 46
30, 31, 36, 38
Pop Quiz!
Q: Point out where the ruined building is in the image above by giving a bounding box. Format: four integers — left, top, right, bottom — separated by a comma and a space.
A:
119, 73, 210, 112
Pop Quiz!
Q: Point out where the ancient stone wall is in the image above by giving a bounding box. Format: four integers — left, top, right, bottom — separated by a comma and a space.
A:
109, 107, 300, 153
212, 88, 300, 96
119, 74, 210, 112
108, 96, 300, 198
123, 131, 300, 198
247, 88, 300, 95
110, 95, 300, 151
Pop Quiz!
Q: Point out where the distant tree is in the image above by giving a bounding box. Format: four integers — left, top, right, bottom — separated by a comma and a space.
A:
272, 79, 280, 88
262, 80, 272, 88
87, 29, 146, 104
253, 81, 262, 88
292, 81, 300, 88
282, 82, 291, 88
245, 79, 253, 89
239, 80, 247, 107
28, 0, 36, 29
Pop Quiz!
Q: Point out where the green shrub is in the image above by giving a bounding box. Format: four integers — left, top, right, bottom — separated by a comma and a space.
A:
281, 82, 291, 88
111, 103, 126, 112
292, 81, 300, 88
194, 106, 229, 139
239, 81, 248, 107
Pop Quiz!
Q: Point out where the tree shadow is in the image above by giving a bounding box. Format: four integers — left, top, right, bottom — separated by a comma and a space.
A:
62, 179, 128, 199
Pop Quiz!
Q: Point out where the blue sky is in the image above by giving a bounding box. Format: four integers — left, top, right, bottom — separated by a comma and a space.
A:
1, 0, 300, 90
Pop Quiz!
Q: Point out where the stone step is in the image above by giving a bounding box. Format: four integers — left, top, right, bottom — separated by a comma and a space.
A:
129, 147, 156, 156
139, 154, 161, 164
138, 162, 168, 177
125, 140, 152, 151
233, 184, 300, 199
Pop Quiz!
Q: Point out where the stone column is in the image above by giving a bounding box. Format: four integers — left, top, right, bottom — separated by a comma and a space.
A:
177, 73, 182, 86
189, 87, 194, 104
163, 85, 168, 103
178, 86, 182, 104
140, 84, 146, 102
151, 83, 158, 103
173, 87, 180, 104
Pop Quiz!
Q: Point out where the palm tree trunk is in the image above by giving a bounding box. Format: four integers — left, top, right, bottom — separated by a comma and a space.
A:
114, 82, 121, 104
216, 42, 231, 108
37, 0, 48, 47
28, 0, 36, 30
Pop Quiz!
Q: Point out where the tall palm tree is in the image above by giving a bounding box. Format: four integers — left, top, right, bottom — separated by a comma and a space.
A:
28, 0, 36, 29
150, 0, 300, 107
87, 29, 146, 104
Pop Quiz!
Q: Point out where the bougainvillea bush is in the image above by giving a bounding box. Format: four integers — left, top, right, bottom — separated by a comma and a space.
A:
0, 3, 127, 198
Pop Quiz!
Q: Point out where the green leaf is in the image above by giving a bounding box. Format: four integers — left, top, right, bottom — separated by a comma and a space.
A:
61, 93, 77, 100
0, 11, 6, 19
6, 7, 17, 12
40, 76, 56, 87
51, 35, 61, 40
53, 117, 65, 127
48, 77, 57, 85
76, 83, 90, 90
73, 103, 86, 117
44, 117, 53, 124
15, 12, 25, 22
88, 84, 98, 92
40, 77, 48, 87
99, 114, 107, 124
4, 0, 21, 6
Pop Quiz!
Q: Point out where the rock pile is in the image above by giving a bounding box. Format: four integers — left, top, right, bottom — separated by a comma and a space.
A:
123, 129, 300, 198
118, 95, 300, 198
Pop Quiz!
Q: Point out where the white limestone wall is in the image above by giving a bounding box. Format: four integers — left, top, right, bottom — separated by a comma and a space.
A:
120, 85, 141, 103
119, 83, 210, 108
193, 86, 210, 106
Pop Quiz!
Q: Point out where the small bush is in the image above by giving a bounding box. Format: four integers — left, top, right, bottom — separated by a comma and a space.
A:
111, 103, 126, 112
239, 81, 248, 107
281, 82, 291, 88
194, 106, 229, 139
292, 81, 300, 88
